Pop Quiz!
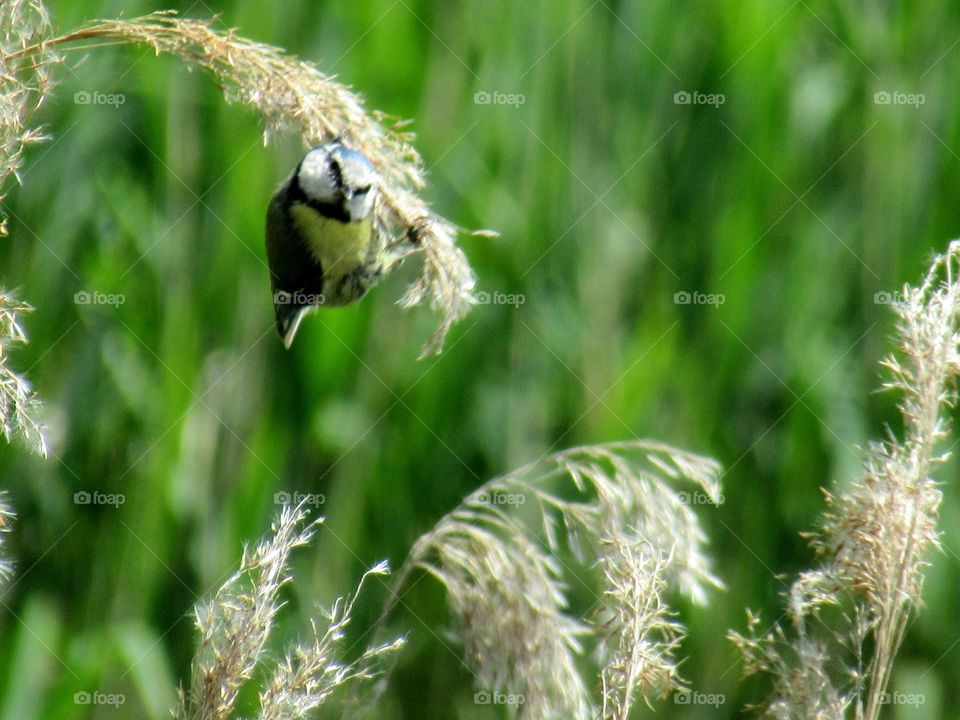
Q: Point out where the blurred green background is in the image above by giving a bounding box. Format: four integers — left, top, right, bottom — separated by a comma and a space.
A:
1, 0, 959, 717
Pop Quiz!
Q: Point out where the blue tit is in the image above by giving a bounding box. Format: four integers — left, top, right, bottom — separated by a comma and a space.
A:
265, 140, 385, 348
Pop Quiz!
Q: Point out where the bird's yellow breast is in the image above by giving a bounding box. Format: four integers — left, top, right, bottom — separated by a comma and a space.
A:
291, 203, 374, 300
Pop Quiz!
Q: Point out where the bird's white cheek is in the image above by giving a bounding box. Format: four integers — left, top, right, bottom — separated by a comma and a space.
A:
300, 172, 337, 202
346, 194, 375, 221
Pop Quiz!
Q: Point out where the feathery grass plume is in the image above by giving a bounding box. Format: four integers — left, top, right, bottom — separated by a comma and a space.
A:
0, 292, 45, 455
412, 507, 592, 720
0, 492, 15, 584
598, 538, 684, 720
730, 241, 960, 720
732, 611, 855, 720
258, 560, 405, 720
19, 11, 477, 356
174, 505, 403, 720
0, 0, 57, 215
0, 1, 55, 456
388, 441, 723, 719
175, 504, 320, 720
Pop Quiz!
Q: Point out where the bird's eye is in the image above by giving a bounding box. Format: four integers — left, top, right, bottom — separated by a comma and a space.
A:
354, 184, 372, 195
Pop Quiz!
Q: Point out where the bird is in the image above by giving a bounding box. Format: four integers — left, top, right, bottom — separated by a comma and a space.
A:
265, 140, 388, 348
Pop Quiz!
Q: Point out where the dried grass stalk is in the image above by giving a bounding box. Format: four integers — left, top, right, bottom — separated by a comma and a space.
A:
176, 505, 319, 720
175, 504, 403, 720
387, 441, 723, 719
258, 561, 405, 720
0, 0, 56, 214
0, 1, 54, 455
0, 492, 15, 584
413, 509, 592, 720
598, 538, 684, 720
731, 241, 960, 720
0, 292, 45, 455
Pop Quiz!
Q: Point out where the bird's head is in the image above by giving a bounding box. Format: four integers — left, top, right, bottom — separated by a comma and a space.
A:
296, 140, 378, 222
